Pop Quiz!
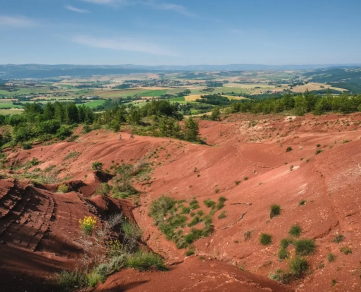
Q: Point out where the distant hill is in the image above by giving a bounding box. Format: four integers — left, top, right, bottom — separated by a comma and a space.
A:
304, 67, 361, 93
0, 64, 360, 79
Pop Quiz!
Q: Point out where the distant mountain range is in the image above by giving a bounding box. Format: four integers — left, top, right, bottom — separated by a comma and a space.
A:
0, 64, 360, 79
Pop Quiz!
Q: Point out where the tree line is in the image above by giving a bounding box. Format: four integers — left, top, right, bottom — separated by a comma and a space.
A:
0, 99, 200, 149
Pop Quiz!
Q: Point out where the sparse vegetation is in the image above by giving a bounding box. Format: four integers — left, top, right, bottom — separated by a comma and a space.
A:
332, 234, 345, 243
79, 216, 97, 235
328, 253, 336, 262
340, 246, 352, 255
289, 224, 302, 237
218, 211, 227, 219
63, 151, 80, 161
57, 184, 69, 193
92, 161, 103, 171
270, 204, 281, 218
294, 239, 316, 256
286, 147, 293, 152
260, 233, 272, 245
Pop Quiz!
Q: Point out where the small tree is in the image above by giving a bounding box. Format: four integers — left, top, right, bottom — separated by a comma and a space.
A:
210, 107, 221, 121
184, 117, 199, 142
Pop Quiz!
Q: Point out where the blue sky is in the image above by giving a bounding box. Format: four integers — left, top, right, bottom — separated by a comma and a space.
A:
0, 0, 360, 65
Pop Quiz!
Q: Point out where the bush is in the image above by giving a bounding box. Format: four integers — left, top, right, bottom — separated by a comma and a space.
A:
280, 238, 293, 249
82, 124, 92, 134
294, 239, 316, 256
126, 250, 167, 271
57, 270, 87, 291
270, 204, 281, 218
260, 233, 272, 245
56, 125, 73, 140
218, 211, 227, 219
92, 161, 103, 171
122, 221, 143, 241
340, 247, 352, 255
87, 270, 105, 287
315, 149, 323, 155
278, 248, 288, 260
79, 216, 97, 235
289, 224, 302, 237
57, 184, 69, 193
21, 142, 32, 150
96, 183, 110, 196
204, 199, 216, 208
286, 147, 293, 152
290, 257, 308, 277
217, 196, 227, 210
332, 234, 345, 243
328, 253, 336, 262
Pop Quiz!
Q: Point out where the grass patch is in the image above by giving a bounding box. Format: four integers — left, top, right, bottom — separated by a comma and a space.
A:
57, 184, 69, 193
340, 246, 352, 255
57, 270, 87, 291
218, 211, 227, 219
332, 234, 345, 243
289, 224, 302, 237
260, 233, 272, 245
270, 204, 281, 218
294, 239, 316, 256
328, 253, 336, 262
63, 151, 80, 160
126, 250, 167, 271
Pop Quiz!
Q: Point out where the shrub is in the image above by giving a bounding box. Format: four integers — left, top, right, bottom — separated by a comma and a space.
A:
87, 269, 106, 287
21, 142, 32, 150
340, 247, 352, 255
96, 183, 110, 196
260, 233, 272, 245
332, 234, 345, 243
122, 221, 143, 241
63, 151, 80, 161
57, 184, 69, 193
328, 253, 336, 262
315, 149, 323, 155
92, 161, 103, 171
270, 204, 281, 218
57, 270, 87, 291
294, 239, 316, 256
185, 249, 195, 256
289, 224, 302, 237
203, 199, 216, 208
286, 147, 293, 152
188, 216, 202, 227
189, 199, 200, 210
126, 250, 167, 271
82, 125, 92, 134
280, 238, 293, 249
244, 230, 252, 241
299, 200, 306, 206
234, 180, 241, 186
217, 196, 227, 210
218, 211, 227, 219
290, 257, 308, 277
79, 216, 97, 235
278, 248, 288, 260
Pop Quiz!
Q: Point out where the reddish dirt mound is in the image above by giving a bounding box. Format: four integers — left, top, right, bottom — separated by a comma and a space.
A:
94, 257, 293, 292
0, 178, 121, 292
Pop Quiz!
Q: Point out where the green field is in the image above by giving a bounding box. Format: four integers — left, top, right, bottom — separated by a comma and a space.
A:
0, 102, 23, 109
83, 100, 106, 108
0, 109, 24, 115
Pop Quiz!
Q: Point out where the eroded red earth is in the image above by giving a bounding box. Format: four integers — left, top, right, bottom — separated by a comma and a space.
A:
1, 112, 361, 291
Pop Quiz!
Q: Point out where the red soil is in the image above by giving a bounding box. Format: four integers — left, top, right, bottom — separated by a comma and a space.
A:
2, 112, 361, 291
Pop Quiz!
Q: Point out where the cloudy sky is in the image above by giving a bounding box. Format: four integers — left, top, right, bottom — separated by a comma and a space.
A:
0, 0, 360, 65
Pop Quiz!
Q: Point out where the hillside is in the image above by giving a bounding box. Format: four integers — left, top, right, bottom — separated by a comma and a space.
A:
1, 111, 361, 291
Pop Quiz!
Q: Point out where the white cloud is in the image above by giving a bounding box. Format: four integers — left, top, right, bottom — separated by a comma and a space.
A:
0, 15, 38, 28
79, 0, 195, 17
144, 2, 196, 17
65, 5, 90, 13
72, 35, 178, 56
80, 0, 120, 5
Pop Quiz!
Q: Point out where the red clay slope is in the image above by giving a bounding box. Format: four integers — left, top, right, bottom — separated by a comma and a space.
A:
3, 112, 361, 291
